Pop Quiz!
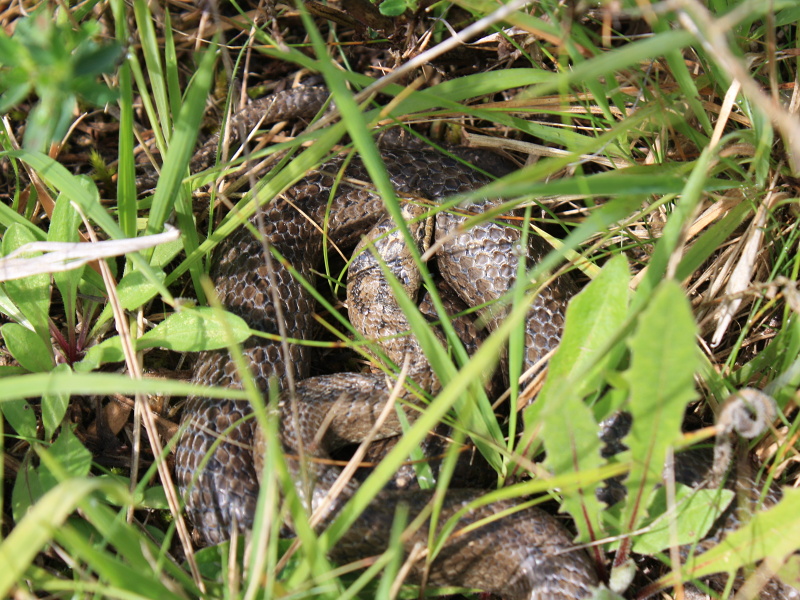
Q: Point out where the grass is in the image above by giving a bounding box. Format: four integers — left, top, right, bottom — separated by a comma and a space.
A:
1, 0, 799, 599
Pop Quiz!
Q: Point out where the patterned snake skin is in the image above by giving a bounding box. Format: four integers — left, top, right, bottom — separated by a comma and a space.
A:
173, 87, 594, 598
172, 87, 795, 599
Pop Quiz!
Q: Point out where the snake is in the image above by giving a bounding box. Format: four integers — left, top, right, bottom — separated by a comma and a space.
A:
172, 87, 794, 599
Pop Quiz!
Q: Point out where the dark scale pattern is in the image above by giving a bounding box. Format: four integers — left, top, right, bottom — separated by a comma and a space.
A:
330, 490, 598, 600
437, 198, 576, 376
171, 85, 796, 600
175, 156, 388, 544
176, 88, 597, 596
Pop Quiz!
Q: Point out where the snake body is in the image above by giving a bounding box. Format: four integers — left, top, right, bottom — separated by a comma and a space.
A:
174, 89, 594, 597
173, 88, 795, 599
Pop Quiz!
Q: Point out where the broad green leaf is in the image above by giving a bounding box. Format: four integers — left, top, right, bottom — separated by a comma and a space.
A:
669, 488, 800, 585
378, 0, 409, 16
137, 307, 251, 351
49, 193, 84, 345
11, 459, 43, 522
537, 255, 631, 542
93, 267, 166, 332
150, 234, 184, 268
73, 336, 125, 372
620, 282, 699, 538
42, 363, 71, 439
1, 323, 54, 373
38, 426, 92, 493
632, 486, 734, 555
774, 554, 800, 594
2, 224, 52, 346
544, 255, 631, 391
1, 398, 37, 439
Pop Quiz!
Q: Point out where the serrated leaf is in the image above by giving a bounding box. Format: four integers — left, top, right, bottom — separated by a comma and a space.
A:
42, 363, 71, 439
668, 488, 800, 586
773, 554, 800, 593
536, 255, 631, 542
544, 255, 630, 390
632, 485, 734, 555
1, 322, 54, 373
137, 307, 251, 352
620, 282, 699, 536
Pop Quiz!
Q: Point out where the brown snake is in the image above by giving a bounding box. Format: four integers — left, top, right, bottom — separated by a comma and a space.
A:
172, 87, 795, 599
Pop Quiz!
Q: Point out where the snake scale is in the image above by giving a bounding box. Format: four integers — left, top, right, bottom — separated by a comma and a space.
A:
172, 87, 794, 599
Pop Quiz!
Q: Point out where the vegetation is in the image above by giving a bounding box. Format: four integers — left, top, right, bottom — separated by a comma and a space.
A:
0, 0, 798, 598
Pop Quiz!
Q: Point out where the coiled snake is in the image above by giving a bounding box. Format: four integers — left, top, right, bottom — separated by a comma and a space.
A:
172, 87, 792, 599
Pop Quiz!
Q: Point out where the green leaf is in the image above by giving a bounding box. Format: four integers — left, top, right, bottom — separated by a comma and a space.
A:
673, 488, 800, 584
6, 151, 174, 307
0, 365, 27, 378
38, 426, 92, 493
49, 193, 84, 349
137, 307, 251, 351
620, 282, 699, 537
536, 255, 631, 542
545, 255, 631, 392
1, 323, 54, 373
11, 459, 43, 522
2, 224, 52, 346
631, 485, 734, 555
72, 40, 124, 78
0, 81, 32, 113
1, 398, 37, 439
93, 267, 166, 332
73, 336, 125, 372
0, 33, 23, 68
0, 286, 26, 325
42, 363, 71, 439
378, 0, 409, 16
